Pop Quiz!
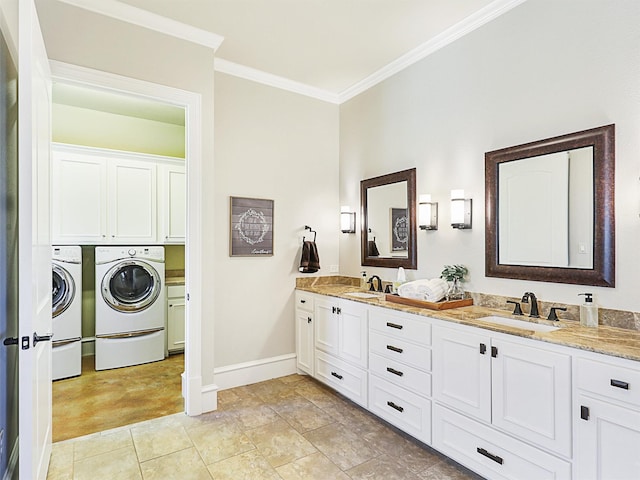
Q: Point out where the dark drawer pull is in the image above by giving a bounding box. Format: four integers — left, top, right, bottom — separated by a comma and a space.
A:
386, 345, 404, 354
387, 401, 404, 412
477, 447, 503, 465
331, 371, 343, 380
307, 317, 312, 324
300, 299, 306, 304
479, 343, 486, 355
386, 322, 403, 330
611, 379, 629, 390
386, 367, 404, 377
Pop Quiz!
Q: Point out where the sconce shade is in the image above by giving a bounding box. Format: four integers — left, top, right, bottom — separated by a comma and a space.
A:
418, 194, 438, 230
451, 190, 472, 229
340, 206, 356, 233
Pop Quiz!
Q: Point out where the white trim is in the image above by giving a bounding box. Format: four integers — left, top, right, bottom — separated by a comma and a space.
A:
201, 383, 219, 412
49, 61, 208, 416
338, 0, 527, 103
215, 58, 340, 104
213, 353, 298, 391
57, 0, 224, 51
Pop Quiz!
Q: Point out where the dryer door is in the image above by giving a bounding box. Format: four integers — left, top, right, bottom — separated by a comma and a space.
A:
101, 260, 161, 313
52, 264, 76, 318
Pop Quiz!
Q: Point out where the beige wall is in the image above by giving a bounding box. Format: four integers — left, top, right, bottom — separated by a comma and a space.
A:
37, 1, 340, 378
339, 0, 640, 313
213, 73, 339, 367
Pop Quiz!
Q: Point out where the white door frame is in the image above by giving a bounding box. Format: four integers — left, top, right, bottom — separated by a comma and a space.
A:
49, 60, 207, 415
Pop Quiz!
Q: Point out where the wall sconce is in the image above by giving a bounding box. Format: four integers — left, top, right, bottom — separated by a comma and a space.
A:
418, 194, 438, 230
340, 206, 356, 233
451, 189, 472, 229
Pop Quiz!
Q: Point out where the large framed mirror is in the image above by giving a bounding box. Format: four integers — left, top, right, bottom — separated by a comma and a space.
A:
361, 168, 417, 269
485, 124, 615, 287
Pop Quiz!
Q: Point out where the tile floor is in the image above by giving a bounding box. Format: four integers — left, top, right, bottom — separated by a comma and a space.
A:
48, 373, 484, 479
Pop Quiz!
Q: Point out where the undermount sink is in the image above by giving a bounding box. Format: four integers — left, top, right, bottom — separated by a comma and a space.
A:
477, 315, 560, 333
345, 292, 383, 299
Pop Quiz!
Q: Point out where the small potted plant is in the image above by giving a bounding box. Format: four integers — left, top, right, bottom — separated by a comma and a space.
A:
441, 264, 468, 301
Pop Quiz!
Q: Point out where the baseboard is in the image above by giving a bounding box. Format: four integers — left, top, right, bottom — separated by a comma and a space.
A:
213, 353, 297, 391
201, 383, 218, 413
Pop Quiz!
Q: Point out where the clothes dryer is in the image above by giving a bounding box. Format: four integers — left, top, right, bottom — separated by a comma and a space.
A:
95, 246, 165, 370
52, 246, 82, 380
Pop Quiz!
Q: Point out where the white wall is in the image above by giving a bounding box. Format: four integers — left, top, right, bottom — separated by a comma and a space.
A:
340, 0, 640, 312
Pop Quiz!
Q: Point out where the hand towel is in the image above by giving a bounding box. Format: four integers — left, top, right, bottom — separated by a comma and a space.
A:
299, 241, 320, 273
398, 278, 448, 302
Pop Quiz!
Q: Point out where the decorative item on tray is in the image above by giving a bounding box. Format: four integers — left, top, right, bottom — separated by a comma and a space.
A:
441, 264, 468, 301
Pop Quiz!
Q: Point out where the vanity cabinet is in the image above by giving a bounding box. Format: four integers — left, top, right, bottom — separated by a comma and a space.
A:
432, 324, 572, 459
295, 291, 314, 376
367, 306, 432, 444
313, 296, 368, 406
574, 355, 640, 480
51, 144, 184, 245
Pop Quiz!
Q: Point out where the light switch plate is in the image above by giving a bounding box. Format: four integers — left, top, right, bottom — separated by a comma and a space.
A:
329, 265, 339, 273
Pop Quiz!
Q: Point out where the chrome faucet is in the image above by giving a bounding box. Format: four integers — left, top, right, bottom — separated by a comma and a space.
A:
368, 275, 383, 292
521, 292, 540, 318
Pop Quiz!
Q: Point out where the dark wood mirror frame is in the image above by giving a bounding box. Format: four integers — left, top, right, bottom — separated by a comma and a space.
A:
485, 124, 615, 287
361, 168, 417, 269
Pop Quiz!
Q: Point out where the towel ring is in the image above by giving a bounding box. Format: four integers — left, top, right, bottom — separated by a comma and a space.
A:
303, 225, 317, 242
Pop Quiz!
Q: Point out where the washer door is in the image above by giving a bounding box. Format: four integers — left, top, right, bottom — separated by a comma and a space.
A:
101, 260, 161, 313
52, 264, 76, 318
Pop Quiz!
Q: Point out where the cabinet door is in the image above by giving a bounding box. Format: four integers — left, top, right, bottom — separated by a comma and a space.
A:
576, 394, 640, 480
492, 339, 571, 457
160, 164, 186, 244
167, 298, 185, 353
338, 300, 368, 368
296, 309, 314, 375
51, 152, 107, 244
108, 159, 157, 243
314, 298, 338, 356
433, 325, 491, 422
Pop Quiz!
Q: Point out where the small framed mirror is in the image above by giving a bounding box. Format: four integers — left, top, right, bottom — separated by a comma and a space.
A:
361, 168, 417, 269
485, 124, 615, 287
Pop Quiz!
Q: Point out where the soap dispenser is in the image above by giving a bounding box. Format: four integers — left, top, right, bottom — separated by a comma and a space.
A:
578, 293, 598, 327
360, 271, 368, 291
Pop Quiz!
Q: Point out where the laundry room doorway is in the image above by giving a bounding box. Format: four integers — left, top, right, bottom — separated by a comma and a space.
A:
48, 61, 204, 440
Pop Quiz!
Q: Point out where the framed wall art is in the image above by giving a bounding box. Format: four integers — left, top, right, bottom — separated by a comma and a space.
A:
230, 196, 274, 256
390, 207, 408, 252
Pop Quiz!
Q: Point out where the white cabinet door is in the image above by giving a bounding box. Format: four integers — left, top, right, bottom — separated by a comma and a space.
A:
51, 152, 107, 244
576, 394, 640, 480
160, 163, 186, 244
108, 159, 157, 243
492, 338, 572, 457
338, 300, 368, 369
314, 297, 339, 356
433, 325, 491, 422
167, 296, 185, 353
296, 309, 314, 375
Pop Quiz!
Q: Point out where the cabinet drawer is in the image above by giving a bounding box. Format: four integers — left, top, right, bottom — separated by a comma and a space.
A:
296, 291, 314, 312
369, 308, 431, 345
167, 285, 185, 299
369, 352, 431, 397
433, 404, 571, 480
315, 350, 367, 407
369, 330, 431, 371
368, 374, 431, 445
576, 357, 640, 408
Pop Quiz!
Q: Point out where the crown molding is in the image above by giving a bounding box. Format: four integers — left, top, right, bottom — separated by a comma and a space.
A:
337, 0, 527, 103
57, 0, 224, 51
214, 58, 340, 104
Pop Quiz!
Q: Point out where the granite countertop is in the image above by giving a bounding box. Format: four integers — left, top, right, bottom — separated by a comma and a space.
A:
296, 280, 640, 363
165, 269, 185, 286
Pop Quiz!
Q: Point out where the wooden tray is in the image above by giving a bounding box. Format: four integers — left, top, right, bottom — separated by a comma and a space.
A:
385, 294, 473, 310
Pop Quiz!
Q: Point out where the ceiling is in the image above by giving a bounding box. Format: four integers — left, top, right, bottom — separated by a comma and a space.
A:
90, 0, 519, 101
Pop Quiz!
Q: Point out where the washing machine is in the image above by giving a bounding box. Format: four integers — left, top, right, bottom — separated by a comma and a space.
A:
52, 246, 82, 380
95, 246, 165, 370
